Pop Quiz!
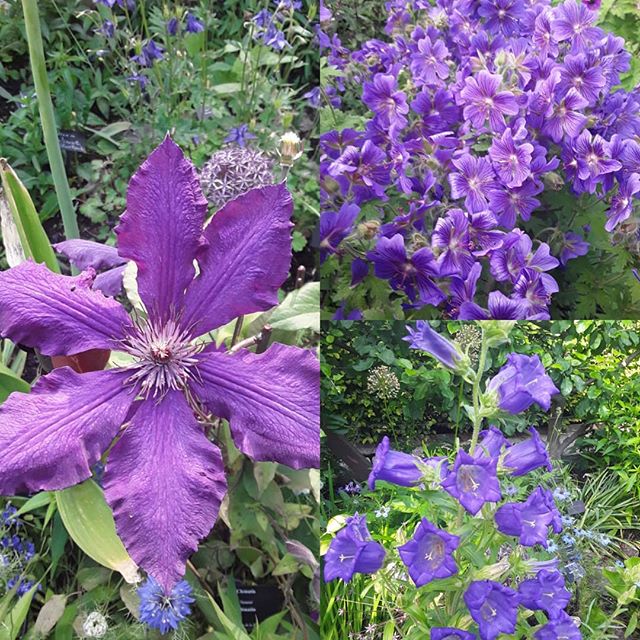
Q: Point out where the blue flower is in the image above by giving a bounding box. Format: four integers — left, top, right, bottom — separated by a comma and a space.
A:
138, 577, 194, 634
186, 13, 204, 33
99, 20, 115, 38
304, 87, 321, 108
224, 124, 256, 148
166, 17, 179, 36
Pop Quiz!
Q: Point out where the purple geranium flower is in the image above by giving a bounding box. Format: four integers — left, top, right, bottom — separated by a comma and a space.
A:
432, 209, 475, 276
606, 173, 640, 232
410, 37, 450, 86
362, 73, 409, 134
459, 71, 519, 131
319, 203, 360, 262
367, 234, 445, 306
542, 89, 588, 143
441, 450, 502, 515
489, 128, 534, 188
449, 155, 498, 212
478, 0, 526, 37
431, 629, 476, 640
552, 0, 602, 53
459, 291, 529, 320
487, 353, 559, 413
403, 321, 463, 370
534, 611, 582, 640
464, 580, 519, 640
558, 54, 605, 104
502, 427, 552, 476
559, 232, 590, 265
519, 569, 572, 618
489, 181, 541, 228
397, 518, 460, 587
573, 130, 622, 182
495, 486, 562, 547
323, 514, 385, 582
367, 436, 424, 490
0, 137, 319, 594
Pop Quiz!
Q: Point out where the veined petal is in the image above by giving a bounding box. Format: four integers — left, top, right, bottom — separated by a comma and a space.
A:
192, 344, 319, 469
54, 239, 126, 271
182, 184, 293, 337
116, 136, 208, 323
103, 391, 227, 594
0, 261, 132, 356
0, 367, 134, 495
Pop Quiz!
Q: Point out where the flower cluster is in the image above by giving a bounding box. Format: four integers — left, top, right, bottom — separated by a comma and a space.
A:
324, 326, 581, 638
138, 576, 194, 634
319, 0, 640, 319
366, 365, 401, 400
0, 504, 36, 597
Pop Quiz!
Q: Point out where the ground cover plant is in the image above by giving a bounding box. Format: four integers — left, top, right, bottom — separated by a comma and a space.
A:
0, 2, 321, 636
321, 320, 640, 639
319, 0, 640, 319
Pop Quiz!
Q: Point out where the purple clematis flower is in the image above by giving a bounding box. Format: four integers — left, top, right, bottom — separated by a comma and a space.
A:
54, 239, 127, 297
534, 611, 582, 640
319, 203, 360, 262
403, 321, 464, 370
323, 514, 385, 582
397, 518, 460, 587
431, 629, 476, 640
518, 569, 572, 618
464, 580, 519, 640
367, 234, 445, 306
459, 71, 519, 131
502, 427, 552, 476
441, 450, 502, 515
449, 155, 498, 213
487, 353, 559, 414
495, 486, 562, 547
489, 128, 534, 188
0, 137, 319, 594
367, 436, 424, 490
552, 0, 602, 53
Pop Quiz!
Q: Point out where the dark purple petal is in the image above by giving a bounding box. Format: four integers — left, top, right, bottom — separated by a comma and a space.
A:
0, 368, 134, 495
192, 344, 319, 469
116, 136, 208, 323
54, 239, 126, 271
431, 629, 476, 640
519, 569, 571, 617
104, 391, 227, 593
93, 264, 127, 297
403, 321, 462, 369
464, 580, 519, 640
0, 261, 132, 356
367, 436, 424, 490
182, 184, 293, 337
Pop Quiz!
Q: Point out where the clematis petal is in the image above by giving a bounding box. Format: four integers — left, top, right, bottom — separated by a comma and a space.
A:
182, 184, 293, 337
103, 391, 227, 594
0, 261, 132, 356
116, 136, 208, 323
54, 239, 127, 271
0, 367, 134, 495
192, 343, 319, 469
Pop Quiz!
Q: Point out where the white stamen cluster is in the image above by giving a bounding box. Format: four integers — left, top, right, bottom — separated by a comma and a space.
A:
123, 317, 201, 397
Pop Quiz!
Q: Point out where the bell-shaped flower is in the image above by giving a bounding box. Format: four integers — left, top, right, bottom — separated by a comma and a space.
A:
323, 514, 385, 583
0, 137, 319, 594
397, 517, 460, 587
486, 353, 559, 413
404, 321, 465, 370
518, 569, 572, 618
473, 425, 511, 460
441, 450, 502, 515
534, 611, 582, 640
464, 580, 520, 640
502, 427, 552, 476
368, 436, 424, 490
431, 628, 476, 640
494, 487, 562, 547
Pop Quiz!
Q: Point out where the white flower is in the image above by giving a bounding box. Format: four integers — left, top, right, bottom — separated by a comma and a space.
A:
82, 611, 108, 638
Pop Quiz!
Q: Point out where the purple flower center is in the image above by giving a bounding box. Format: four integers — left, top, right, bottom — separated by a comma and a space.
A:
457, 464, 480, 493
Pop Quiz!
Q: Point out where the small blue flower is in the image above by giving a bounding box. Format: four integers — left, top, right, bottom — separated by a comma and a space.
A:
615, 560, 624, 568
552, 487, 571, 501
1, 505, 18, 527
561, 534, 575, 546
561, 515, 574, 527
304, 87, 321, 108
546, 541, 558, 553
504, 484, 519, 497
597, 533, 612, 546
167, 17, 179, 36
138, 577, 194, 634
127, 73, 149, 90
186, 13, 204, 33
224, 124, 256, 148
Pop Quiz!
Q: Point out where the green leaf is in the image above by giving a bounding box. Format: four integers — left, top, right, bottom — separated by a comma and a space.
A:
55, 479, 138, 582
0, 583, 38, 640
0, 159, 59, 272
13, 491, 52, 518
255, 282, 320, 333
0, 362, 30, 404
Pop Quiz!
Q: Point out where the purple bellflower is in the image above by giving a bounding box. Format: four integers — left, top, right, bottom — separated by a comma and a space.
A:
441, 450, 502, 515
185, 13, 204, 34
431, 629, 476, 640
403, 321, 463, 370
502, 427, 552, 476
464, 580, 520, 640
459, 71, 519, 131
323, 514, 385, 582
534, 611, 582, 640
397, 518, 460, 587
0, 137, 319, 594
474, 425, 511, 460
367, 436, 424, 490
486, 353, 559, 413
518, 569, 572, 618
494, 486, 562, 547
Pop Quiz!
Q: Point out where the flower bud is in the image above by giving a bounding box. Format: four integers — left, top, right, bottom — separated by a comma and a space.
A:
279, 131, 303, 167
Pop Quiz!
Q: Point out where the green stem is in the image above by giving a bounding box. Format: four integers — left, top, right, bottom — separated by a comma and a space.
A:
469, 329, 489, 456
21, 0, 79, 241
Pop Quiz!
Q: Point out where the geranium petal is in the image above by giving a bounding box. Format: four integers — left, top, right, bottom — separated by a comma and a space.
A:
0, 261, 132, 356
103, 391, 227, 594
115, 136, 208, 323
193, 343, 319, 469
182, 184, 293, 337
0, 367, 134, 495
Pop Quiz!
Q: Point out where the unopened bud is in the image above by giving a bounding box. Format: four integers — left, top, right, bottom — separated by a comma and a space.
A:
357, 220, 380, 239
